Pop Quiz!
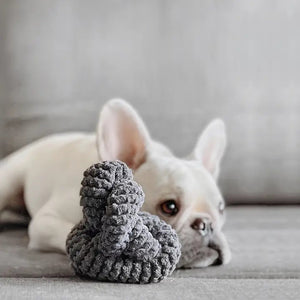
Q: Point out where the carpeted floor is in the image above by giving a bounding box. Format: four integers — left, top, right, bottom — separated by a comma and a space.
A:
0, 206, 300, 299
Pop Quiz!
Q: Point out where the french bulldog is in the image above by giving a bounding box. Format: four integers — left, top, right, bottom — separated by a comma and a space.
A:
0, 99, 231, 268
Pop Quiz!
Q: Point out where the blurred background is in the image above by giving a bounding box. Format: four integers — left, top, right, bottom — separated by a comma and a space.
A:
0, 0, 299, 204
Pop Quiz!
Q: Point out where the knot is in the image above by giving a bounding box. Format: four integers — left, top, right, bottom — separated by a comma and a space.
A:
66, 161, 181, 284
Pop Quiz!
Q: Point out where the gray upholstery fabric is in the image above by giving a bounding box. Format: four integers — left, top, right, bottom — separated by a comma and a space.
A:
1, 278, 300, 300
0, 2, 7, 159
67, 161, 180, 283
0, 206, 300, 299
1, 206, 299, 279
0, 1, 300, 203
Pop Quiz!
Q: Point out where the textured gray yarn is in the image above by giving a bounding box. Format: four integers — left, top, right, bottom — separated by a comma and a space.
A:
66, 160, 181, 284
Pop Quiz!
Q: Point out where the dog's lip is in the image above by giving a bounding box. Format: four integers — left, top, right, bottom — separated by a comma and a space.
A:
177, 233, 226, 268
177, 245, 216, 268
208, 241, 224, 265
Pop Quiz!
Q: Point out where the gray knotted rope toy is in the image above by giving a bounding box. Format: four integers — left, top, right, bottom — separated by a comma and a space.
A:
66, 160, 181, 284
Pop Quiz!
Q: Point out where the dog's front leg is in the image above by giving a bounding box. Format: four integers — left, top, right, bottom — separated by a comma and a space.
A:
28, 203, 74, 253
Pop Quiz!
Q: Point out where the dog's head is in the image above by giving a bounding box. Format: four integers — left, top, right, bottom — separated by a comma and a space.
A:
97, 99, 231, 268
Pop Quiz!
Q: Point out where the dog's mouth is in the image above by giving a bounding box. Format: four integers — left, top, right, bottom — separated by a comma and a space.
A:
176, 230, 230, 268
177, 245, 221, 269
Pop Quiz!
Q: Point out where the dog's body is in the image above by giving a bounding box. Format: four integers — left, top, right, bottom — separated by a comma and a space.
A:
0, 99, 231, 268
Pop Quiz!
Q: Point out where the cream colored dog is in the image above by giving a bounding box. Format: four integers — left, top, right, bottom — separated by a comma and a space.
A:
0, 99, 231, 268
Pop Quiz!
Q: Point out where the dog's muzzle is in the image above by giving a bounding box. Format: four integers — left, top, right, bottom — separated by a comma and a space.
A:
176, 215, 230, 268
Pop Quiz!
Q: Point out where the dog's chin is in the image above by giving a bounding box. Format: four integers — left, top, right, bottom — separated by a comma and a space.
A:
177, 246, 219, 269
176, 230, 231, 269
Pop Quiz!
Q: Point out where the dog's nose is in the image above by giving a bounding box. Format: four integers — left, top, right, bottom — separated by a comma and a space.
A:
191, 218, 213, 236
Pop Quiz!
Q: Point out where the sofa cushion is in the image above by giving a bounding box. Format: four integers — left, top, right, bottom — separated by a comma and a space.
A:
1, 1, 300, 204
1, 277, 299, 300
0, 206, 299, 279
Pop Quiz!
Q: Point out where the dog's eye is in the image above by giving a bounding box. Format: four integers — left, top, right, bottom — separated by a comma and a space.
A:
218, 202, 225, 213
160, 200, 179, 216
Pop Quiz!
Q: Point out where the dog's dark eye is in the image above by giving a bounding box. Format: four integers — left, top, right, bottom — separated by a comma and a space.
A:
160, 200, 179, 216
218, 202, 225, 213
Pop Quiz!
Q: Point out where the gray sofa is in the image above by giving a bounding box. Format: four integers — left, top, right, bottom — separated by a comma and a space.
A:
1, 206, 299, 299
1, 1, 300, 299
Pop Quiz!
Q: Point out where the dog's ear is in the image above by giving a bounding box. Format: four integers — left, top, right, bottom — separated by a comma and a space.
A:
97, 99, 151, 170
191, 119, 226, 180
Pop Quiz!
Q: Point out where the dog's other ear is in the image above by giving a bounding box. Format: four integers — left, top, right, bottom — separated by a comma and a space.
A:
191, 119, 226, 180
97, 99, 151, 170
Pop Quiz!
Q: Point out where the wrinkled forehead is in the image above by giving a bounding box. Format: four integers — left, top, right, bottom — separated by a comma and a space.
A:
170, 160, 223, 207
144, 158, 193, 190
138, 155, 222, 198
173, 161, 224, 226
183, 161, 215, 189
152, 158, 219, 196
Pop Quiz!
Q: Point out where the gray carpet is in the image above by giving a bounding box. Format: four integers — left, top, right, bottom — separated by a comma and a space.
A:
1, 206, 300, 299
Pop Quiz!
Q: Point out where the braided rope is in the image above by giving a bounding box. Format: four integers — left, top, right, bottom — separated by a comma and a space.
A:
66, 161, 181, 284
